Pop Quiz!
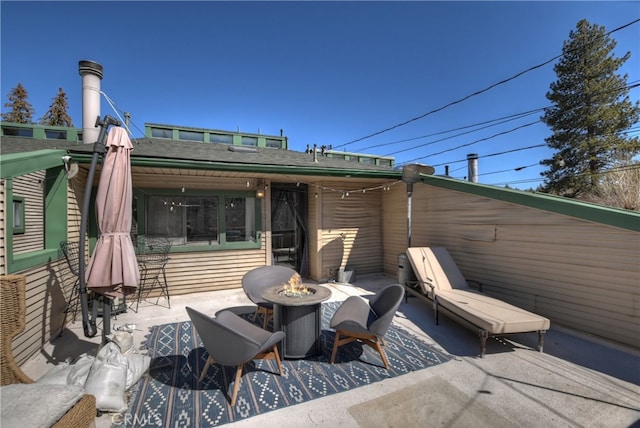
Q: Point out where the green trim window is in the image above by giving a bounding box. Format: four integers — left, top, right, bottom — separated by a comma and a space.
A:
12, 196, 25, 234
137, 190, 261, 250
241, 136, 258, 146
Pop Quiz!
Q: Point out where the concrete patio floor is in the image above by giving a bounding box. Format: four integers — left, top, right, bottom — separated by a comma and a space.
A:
21, 274, 640, 427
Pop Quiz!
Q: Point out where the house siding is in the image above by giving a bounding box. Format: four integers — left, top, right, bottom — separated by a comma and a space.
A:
2, 172, 73, 365
384, 183, 640, 349
319, 182, 383, 280
12, 172, 45, 254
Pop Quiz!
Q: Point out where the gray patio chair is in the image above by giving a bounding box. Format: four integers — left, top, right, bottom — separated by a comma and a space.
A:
241, 265, 297, 329
186, 306, 285, 407
329, 283, 405, 370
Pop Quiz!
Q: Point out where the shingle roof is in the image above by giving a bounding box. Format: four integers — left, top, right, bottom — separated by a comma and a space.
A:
0, 135, 393, 172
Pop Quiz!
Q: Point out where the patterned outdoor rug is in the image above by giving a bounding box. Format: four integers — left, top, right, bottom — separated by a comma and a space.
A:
118, 302, 450, 427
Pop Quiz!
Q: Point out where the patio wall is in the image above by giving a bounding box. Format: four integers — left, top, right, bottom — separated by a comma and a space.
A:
311, 181, 384, 281
383, 182, 640, 349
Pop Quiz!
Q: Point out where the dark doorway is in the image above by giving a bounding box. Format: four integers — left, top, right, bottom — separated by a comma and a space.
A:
271, 183, 308, 276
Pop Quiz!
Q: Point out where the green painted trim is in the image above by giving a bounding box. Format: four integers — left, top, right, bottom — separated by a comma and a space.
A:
421, 175, 640, 232
1, 121, 81, 141
44, 167, 68, 247
5, 179, 15, 265
1, 149, 68, 178
10, 250, 58, 272
130, 157, 402, 179
66, 152, 402, 179
5, 166, 68, 273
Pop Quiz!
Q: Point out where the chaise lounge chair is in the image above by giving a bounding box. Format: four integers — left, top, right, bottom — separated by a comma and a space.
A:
405, 247, 550, 357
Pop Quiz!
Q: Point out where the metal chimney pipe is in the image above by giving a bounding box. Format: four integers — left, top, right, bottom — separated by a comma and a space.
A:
467, 153, 478, 183
78, 60, 103, 144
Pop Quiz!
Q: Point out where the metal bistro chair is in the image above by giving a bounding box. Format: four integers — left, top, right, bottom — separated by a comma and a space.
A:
133, 236, 171, 312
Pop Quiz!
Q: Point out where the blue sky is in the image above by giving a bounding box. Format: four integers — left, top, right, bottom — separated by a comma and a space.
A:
2, 1, 639, 189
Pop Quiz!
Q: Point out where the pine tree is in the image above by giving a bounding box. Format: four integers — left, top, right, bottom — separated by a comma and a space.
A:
40, 87, 74, 127
1, 83, 36, 124
540, 19, 640, 198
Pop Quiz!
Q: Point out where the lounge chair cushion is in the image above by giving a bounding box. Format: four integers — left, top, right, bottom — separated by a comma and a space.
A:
0, 384, 85, 427
435, 289, 550, 334
406, 247, 470, 294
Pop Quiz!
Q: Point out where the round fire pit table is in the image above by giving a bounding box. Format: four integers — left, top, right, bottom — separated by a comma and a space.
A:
262, 284, 332, 359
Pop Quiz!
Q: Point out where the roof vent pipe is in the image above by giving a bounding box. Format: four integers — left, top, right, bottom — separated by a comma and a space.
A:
78, 60, 103, 144
467, 153, 478, 183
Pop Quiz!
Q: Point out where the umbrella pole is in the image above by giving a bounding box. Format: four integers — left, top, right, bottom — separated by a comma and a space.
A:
78, 115, 120, 338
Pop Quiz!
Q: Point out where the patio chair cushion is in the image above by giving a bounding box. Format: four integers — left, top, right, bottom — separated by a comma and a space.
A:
406, 246, 470, 294
1, 384, 85, 427
435, 289, 550, 334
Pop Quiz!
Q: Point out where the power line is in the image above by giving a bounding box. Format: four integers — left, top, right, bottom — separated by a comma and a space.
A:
349, 107, 545, 152
382, 114, 542, 158
336, 18, 640, 148
431, 143, 547, 168
488, 164, 640, 187
371, 82, 639, 159
391, 81, 639, 165
479, 163, 541, 177
402, 121, 542, 164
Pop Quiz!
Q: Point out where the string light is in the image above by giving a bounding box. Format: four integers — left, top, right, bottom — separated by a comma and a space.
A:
277, 174, 402, 196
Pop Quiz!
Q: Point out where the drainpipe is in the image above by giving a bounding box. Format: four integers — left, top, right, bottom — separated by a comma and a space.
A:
78, 60, 103, 144
467, 153, 478, 183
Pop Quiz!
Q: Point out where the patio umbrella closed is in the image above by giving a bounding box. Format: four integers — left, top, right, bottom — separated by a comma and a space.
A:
86, 126, 139, 299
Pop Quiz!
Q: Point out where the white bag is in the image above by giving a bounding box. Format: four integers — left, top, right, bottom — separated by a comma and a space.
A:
67, 354, 95, 387
84, 342, 128, 412
125, 353, 151, 390
111, 330, 134, 355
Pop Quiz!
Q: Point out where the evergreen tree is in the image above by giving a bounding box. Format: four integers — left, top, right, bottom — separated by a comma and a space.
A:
1, 83, 36, 124
40, 87, 74, 127
540, 19, 640, 198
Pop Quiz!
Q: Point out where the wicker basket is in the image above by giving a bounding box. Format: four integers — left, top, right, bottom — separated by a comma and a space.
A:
1, 274, 97, 428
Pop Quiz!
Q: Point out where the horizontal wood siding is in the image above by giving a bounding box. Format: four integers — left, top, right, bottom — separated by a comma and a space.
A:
320, 183, 383, 279
382, 185, 408, 279
1, 183, 5, 274
149, 249, 266, 297
11, 262, 69, 366
12, 172, 45, 254
67, 169, 87, 243
308, 185, 321, 279
399, 183, 640, 348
